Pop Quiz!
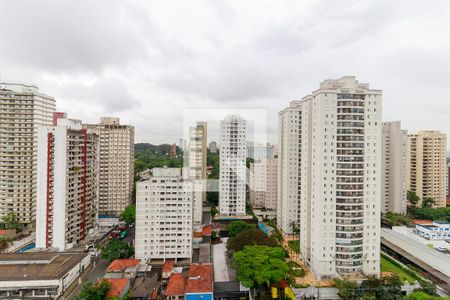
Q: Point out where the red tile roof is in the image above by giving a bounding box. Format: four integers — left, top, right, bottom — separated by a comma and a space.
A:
105, 278, 130, 298
106, 259, 140, 272
202, 225, 212, 237
413, 219, 433, 225
185, 264, 213, 294
162, 260, 175, 273
165, 273, 186, 296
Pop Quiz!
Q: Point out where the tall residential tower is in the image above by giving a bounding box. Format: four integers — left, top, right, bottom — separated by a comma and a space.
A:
84, 117, 134, 216
407, 131, 447, 207
219, 115, 247, 216
0, 83, 55, 228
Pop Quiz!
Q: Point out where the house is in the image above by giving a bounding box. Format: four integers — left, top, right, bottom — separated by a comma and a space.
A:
106, 278, 130, 298
185, 264, 213, 300
165, 273, 186, 300
107, 259, 141, 273
162, 260, 175, 280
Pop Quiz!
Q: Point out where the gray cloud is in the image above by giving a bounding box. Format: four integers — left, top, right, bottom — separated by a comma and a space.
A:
0, 0, 449, 145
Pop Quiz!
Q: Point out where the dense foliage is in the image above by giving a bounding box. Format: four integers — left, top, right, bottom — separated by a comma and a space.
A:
226, 228, 278, 256
207, 150, 219, 179
407, 190, 420, 208
382, 212, 413, 227
232, 245, 289, 288
1, 211, 22, 231
334, 275, 403, 300
227, 221, 256, 237
404, 291, 448, 300
408, 207, 450, 222
134, 144, 183, 175
121, 204, 136, 225
73, 280, 111, 300
101, 240, 134, 262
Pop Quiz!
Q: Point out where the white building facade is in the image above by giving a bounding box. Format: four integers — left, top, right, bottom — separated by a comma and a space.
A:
0, 83, 55, 227
83, 117, 134, 216
219, 115, 247, 216
187, 122, 207, 225
135, 168, 194, 263
277, 102, 302, 235
250, 158, 277, 210
299, 76, 381, 279
381, 121, 408, 214
36, 113, 99, 251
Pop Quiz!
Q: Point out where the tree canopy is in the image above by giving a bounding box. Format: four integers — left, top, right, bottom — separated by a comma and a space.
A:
408, 207, 450, 222
404, 291, 448, 300
422, 197, 436, 209
227, 221, 256, 237
232, 245, 289, 288
121, 204, 136, 225
101, 240, 134, 262
226, 228, 278, 256
407, 190, 420, 208
73, 280, 111, 300
1, 211, 22, 231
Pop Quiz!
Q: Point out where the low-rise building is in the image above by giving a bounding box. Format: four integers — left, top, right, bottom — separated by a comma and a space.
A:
415, 221, 450, 240
0, 252, 90, 299
165, 264, 213, 300
106, 278, 130, 299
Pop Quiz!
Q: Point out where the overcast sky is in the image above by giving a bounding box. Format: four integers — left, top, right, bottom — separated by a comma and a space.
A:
1, 0, 450, 146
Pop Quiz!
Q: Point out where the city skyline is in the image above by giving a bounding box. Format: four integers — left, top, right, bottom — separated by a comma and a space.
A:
1, 1, 450, 146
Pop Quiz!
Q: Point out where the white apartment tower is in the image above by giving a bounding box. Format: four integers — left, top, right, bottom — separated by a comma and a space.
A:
407, 131, 447, 208
36, 113, 99, 251
219, 115, 247, 216
299, 76, 381, 279
135, 168, 194, 262
0, 83, 55, 227
187, 122, 207, 224
381, 121, 408, 214
277, 101, 302, 235
84, 117, 134, 216
250, 158, 277, 210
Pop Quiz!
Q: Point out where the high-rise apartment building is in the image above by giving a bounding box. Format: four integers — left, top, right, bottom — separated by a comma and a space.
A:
293, 76, 381, 279
36, 113, 99, 251
0, 83, 55, 228
135, 168, 195, 263
209, 141, 218, 154
277, 101, 302, 235
381, 121, 408, 214
219, 115, 247, 216
84, 117, 134, 216
247, 143, 275, 160
407, 131, 447, 207
250, 158, 277, 210
187, 122, 207, 224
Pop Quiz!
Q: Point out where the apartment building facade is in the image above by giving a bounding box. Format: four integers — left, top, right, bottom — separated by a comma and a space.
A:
187, 122, 207, 225
84, 117, 134, 216
36, 113, 99, 251
381, 121, 408, 214
219, 115, 247, 216
407, 131, 447, 208
0, 83, 55, 228
277, 101, 302, 235
135, 168, 196, 263
298, 76, 381, 279
250, 158, 277, 210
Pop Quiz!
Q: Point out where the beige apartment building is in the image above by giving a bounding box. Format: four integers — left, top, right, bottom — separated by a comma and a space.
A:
84, 117, 134, 216
381, 121, 408, 214
187, 122, 207, 225
0, 83, 55, 228
407, 131, 447, 208
250, 158, 277, 210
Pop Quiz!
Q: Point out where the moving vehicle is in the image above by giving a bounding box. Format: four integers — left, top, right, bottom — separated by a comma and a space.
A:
111, 227, 127, 240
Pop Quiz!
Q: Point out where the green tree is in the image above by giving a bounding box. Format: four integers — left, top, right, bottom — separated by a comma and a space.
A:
422, 197, 436, 209
101, 240, 134, 262
73, 280, 111, 300
246, 157, 254, 169
407, 190, 420, 208
409, 207, 450, 222
226, 228, 278, 257
1, 211, 22, 231
404, 291, 448, 300
232, 245, 289, 288
334, 279, 359, 299
121, 204, 136, 225
227, 221, 256, 237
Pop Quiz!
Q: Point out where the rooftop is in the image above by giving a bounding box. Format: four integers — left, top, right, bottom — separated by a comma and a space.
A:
106, 278, 130, 298
106, 259, 140, 273
165, 273, 186, 296
0, 252, 87, 281
202, 225, 212, 236
186, 264, 213, 294
162, 260, 175, 273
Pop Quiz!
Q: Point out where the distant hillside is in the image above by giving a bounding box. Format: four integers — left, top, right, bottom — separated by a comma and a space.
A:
135, 143, 182, 155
